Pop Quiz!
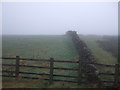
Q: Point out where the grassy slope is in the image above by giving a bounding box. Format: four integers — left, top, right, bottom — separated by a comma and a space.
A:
79, 35, 117, 73
2, 35, 79, 88
79, 35, 118, 85
97, 36, 118, 59
3, 35, 79, 76
79, 35, 117, 65
2, 35, 118, 88
3, 35, 79, 60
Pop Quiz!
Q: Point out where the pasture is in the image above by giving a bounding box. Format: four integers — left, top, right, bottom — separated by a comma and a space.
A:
2, 35, 79, 88
79, 35, 118, 86
79, 35, 117, 65
2, 35, 79, 59
2, 35, 79, 76
2, 35, 118, 88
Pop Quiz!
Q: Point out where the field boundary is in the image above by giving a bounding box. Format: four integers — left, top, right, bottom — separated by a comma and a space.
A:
66, 31, 120, 87
1, 31, 120, 88
1, 56, 79, 84
1, 56, 120, 87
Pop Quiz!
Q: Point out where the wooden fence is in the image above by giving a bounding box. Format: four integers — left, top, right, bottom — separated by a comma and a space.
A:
1, 56, 79, 84
80, 61, 120, 88
1, 56, 120, 87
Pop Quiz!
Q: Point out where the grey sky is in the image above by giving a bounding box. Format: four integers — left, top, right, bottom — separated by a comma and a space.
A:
2, 2, 118, 35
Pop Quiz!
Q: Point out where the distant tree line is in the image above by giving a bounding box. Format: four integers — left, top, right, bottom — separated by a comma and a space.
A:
97, 36, 118, 63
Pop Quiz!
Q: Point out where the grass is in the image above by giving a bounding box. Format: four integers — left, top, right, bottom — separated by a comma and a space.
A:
2, 35, 79, 88
79, 35, 118, 84
79, 35, 117, 65
3, 77, 98, 88
3, 35, 79, 60
2, 77, 48, 88
97, 36, 118, 61
2, 34, 118, 88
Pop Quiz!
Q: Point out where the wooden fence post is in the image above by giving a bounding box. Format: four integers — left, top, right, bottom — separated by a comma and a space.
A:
78, 58, 82, 85
15, 56, 20, 78
49, 58, 54, 85
114, 64, 119, 87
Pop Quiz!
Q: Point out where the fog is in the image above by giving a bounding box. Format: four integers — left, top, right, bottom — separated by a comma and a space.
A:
2, 2, 118, 35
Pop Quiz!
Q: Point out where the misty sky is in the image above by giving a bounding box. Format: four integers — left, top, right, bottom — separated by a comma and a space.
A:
2, 2, 118, 35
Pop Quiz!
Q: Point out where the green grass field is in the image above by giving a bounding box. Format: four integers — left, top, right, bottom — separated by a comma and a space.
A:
79, 35, 117, 65
2, 35, 79, 77
2, 35, 79, 88
79, 35, 118, 86
3, 35, 79, 59
2, 35, 118, 88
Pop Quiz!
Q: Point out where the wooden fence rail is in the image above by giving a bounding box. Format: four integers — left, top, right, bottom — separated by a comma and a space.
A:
1, 56, 120, 87
1, 57, 79, 63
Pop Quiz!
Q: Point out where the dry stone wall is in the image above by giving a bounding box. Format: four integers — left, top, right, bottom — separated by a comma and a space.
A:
66, 31, 99, 83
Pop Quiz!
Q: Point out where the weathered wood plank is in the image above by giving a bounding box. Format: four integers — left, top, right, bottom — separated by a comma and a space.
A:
2, 75, 78, 83
49, 58, 54, 84
114, 64, 119, 86
15, 56, 20, 78
99, 72, 115, 75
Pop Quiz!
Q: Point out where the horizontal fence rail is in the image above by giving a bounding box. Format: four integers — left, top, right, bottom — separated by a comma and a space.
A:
2, 70, 78, 78
1, 57, 118, 67
1, 57, 79, 63
2, 64, 79, 71
99, 72, 115, 76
